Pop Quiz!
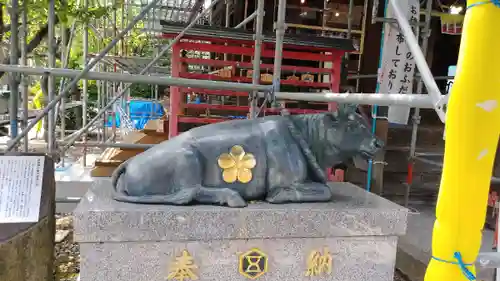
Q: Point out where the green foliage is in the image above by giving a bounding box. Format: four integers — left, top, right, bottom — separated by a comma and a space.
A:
1, 0, 169, 130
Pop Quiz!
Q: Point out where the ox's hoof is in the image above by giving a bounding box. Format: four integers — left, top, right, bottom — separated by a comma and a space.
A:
227, 195, 247, 208
266, 187, 294, 204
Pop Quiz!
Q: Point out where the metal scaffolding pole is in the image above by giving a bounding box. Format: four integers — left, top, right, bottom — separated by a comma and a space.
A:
0, 65, 270, 91
66, 141, 154, 149
224, 0, 231, 61
347, 74, 455, 81
272, 0, 287, 105
96, 22, 102, 143
235, 10, 257, 28
371, 0, 379, 24
4, 0, 162, 151
82, 0, 89, 166
20, 0, 28, 152
250, 0, 264, 118
60, 0, 223, 151
59, 18, 68, 167
9, 0, 19, 146
47, 0, 56, 153
347, 0, 354, 39
0, 63, 440, 108
270, 92, 436, 108
406, 0, 433, 208
111, 0, 118, 143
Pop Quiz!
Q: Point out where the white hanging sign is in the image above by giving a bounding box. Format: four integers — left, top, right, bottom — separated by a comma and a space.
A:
0, 156, 45, 223
377, 0, 420, 125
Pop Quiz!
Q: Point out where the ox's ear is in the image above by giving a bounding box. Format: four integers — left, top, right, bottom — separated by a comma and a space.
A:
327, 110, 339, 120
337, 103, 358, 116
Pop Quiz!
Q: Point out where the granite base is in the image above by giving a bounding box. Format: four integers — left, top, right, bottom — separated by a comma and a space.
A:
74, 179, 408, 281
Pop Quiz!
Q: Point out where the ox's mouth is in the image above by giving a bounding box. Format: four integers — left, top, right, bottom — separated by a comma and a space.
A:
360, 150, 375, 159
359, 138, 384, 159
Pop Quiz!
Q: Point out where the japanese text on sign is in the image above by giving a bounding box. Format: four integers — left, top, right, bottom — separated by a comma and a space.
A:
378, 0, 420, 124
0, 156, 44, 223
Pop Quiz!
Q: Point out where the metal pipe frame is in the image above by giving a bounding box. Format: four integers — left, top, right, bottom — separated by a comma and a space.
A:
272, 0, 287, 104
59, 16, 68, 167
0, 61, 438, 108
250, 0, 265, 118
0, 65, 270, 91
224, 0, 231, 61
20, 0, 28, 152
60, 0, 223, 152
2, 0, 456, 180
371, 0, 379, 24
9, 0, 19, 146
5, 0, 164, 151
48, 0, 57, 154
67, 141, 154, 149
347, 74, 455, 81
82, 0, 89, 166
271, 92, 436, 108
235, 10, 257, 29
374, 17, 427, 27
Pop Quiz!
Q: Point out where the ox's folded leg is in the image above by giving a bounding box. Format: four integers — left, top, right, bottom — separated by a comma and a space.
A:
194, 187, 247, 208
113, 187, 199, 205
266, 182, 332, 204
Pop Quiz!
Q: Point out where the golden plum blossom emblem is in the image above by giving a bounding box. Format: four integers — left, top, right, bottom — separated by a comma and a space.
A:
217, 145, 256, 183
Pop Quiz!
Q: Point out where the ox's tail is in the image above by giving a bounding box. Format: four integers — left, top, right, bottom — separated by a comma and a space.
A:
111, 159, 200, 205
111, 160, 128, 193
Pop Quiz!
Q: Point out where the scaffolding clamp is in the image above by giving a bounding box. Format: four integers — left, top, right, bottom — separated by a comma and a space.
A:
434, 94, 448, 123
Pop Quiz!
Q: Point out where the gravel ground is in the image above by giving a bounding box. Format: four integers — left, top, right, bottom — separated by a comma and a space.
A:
53, 214, 409, 281
54, 214, 80, 281
394, 270, 409, 281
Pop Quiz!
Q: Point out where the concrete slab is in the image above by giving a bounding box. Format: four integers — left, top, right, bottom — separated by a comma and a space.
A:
55, 155, 100, 213
396, 203, 495, 281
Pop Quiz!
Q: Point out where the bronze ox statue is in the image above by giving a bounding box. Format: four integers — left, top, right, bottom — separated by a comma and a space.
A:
111, 104, 383, 207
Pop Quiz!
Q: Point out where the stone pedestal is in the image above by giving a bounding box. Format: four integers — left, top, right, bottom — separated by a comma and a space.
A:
0, 155, 55, 281
74, 179, 408, 281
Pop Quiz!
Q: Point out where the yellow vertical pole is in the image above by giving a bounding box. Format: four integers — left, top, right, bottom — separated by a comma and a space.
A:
424, 1, 500, 281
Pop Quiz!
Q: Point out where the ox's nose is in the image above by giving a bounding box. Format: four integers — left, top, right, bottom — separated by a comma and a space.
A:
372, 138, 384, 149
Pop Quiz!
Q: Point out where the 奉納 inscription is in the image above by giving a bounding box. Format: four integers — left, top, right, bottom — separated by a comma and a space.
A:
305, 248, 333, 277
167, 250, 198, 281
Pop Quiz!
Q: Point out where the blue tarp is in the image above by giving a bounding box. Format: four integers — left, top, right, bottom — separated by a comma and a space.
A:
106, 99, 165, 130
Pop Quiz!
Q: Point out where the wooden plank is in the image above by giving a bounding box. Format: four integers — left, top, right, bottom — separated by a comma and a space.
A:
372, 119, 389, 195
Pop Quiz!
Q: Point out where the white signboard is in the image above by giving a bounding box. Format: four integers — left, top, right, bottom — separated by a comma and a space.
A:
0, 156, 44, 223
377, 0, 420, 125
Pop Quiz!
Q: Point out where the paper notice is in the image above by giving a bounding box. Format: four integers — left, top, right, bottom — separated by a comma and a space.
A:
0, 156, 44, 223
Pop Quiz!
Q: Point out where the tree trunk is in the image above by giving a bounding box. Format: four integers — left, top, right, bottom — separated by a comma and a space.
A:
0, 17, 60, 79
